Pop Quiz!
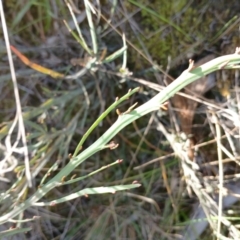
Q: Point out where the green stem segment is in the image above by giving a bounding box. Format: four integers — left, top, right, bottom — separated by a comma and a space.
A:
0, 53, 240, 224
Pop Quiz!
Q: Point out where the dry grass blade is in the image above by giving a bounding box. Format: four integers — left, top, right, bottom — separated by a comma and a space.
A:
0, 0, 31, 187
10, 45, 64, 79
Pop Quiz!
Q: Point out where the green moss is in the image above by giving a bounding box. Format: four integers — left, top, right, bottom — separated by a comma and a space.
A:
127, 0, 238, 70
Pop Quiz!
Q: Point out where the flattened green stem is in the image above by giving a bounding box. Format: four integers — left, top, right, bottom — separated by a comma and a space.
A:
63, 19, 92, 55
66, 1, 92, 55
34, 184, 141, 206
1, 227, 32, 238
0, 53, 240, 224
84, 0, 98, 55
102, 45, 127, 64
72, 87, 140, 157
61, 159, 123, 185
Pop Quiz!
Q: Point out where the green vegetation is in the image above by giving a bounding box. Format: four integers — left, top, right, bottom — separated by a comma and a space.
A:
1, 1, 240, 239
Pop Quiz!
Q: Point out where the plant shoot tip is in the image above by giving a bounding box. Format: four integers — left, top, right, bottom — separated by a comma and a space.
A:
116, 109, 121, 115
50, 201, 56, 206
71, 174, 77, 180
235, 47, 240, 54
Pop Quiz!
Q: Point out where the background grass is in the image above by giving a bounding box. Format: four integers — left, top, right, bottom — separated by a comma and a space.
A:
1, 0, 240, 239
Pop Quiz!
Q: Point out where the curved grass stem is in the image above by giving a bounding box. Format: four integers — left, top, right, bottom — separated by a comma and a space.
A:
0, 52, 240, 224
